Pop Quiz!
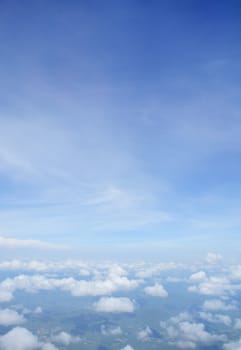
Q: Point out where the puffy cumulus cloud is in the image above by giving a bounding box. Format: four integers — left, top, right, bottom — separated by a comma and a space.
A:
120, 346, 134, 350
0, 327, 58, 350
0, 272, 141, 302
101, 325, 122, 336
202, 299, 236, 311
188, 275, 237, 297
189, 271, 207, 282
199, 312, 232, 326
206, 252, 223, 264
0, 308, 25, 326
223, 338, 241, 350
160, 312, 226, 349
0, 237, 66, 250
51, 331, 81, 346
144, 283, 168, 297
137, 326, 152, 341
94, 297, 135, 313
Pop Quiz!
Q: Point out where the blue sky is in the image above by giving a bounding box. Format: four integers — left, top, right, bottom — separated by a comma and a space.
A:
0, 0, 241, 260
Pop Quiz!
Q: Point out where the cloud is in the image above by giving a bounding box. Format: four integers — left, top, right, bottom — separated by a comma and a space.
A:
223, 338, 241, 350
188, 275, 235, 296
189, 271, 206, 282
144, 283, 168, 297
160, 312, 226, 349
199, 312, 232, 326
51, 332, 81, 346
206, 252, 223, 264
135, 262, 179, 278
120, 346, 134, 350
41, 344, 58, 350
0, 272, 141, 302
0, 259, 91, 274
202, 299, 236, 311
0, 237, 67, 250
94, 297, 135, 313
33, 306, 42, 314
137, 326, 152, 341
101, 325, 122, 336
0, 309, 25, 326
234, 319, 241, 330
0, 327, 58, 350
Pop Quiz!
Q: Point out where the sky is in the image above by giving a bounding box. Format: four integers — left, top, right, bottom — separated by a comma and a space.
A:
0, 0, 241, 260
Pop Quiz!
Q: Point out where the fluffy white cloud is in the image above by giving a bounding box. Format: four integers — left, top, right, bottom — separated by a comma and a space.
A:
202, 299, 236, 311
188, 275, 235, 296
94, 297, 135, 313
0, 272, 141, 302
144, 283, 168, 297
0, 309, 25, 326
0, 327, 58, 350
0, 237, 66, 250
160, 312, 226, 349
52, 331, 80, 346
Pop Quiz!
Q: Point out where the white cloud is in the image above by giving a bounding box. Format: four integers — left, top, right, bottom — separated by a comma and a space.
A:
188, 275, 235, 296
234, 319, 241, 330
206, 252, 222, 264
189, 271, 206, 282
202, 299, 236, 311
0, 259, 91, 274
135, 262, 179, 278
120, 346, 134, 350
230, 265, 241, 280
41, 344, 58, 350
94, 297, 135, 313
144, 283, 168, 297
0, 237, 66, 250
0, 309, 25, 326
52, 331, 80, 346
0, 327, 58, 350
137, 326, 152, 341
160, 312, 226, 349
0, 272, 141, 302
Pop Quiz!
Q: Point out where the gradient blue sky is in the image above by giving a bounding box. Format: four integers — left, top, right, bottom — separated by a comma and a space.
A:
1, 0, 241, 260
